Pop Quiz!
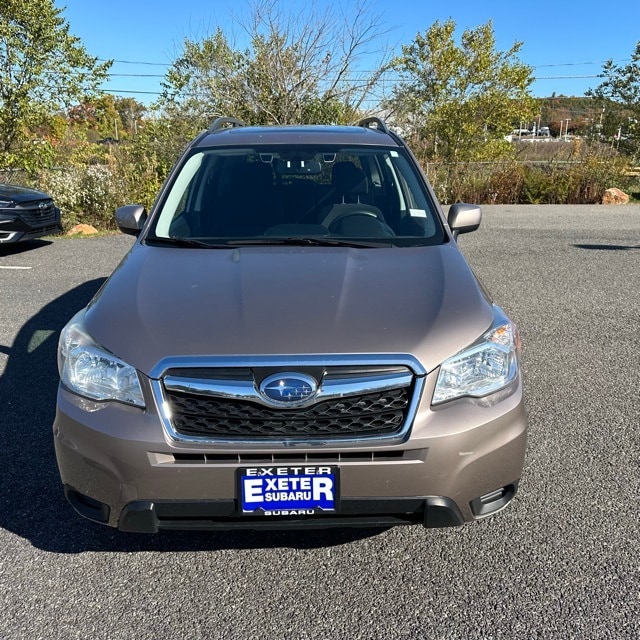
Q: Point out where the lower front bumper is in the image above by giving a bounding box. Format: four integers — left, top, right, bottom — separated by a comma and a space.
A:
65, 487, 475, 532
0, 223, 62, 243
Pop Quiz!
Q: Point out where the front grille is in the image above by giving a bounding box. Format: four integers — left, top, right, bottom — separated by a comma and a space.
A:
167, 387, 409, 439
158, 362, 421, 442
15, 200, 58, 227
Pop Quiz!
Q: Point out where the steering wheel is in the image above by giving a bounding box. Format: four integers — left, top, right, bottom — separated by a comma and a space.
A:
326, 210, 379, 226
327, 211, 395, 237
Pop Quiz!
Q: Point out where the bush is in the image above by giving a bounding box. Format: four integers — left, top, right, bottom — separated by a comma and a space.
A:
31, 118, 197, 231
38, 163, 124, 230
424, 157, 632, 205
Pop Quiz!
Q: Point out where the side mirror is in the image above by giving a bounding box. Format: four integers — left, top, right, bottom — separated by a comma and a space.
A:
447, 203, 482, 240
116, 205, 147, 236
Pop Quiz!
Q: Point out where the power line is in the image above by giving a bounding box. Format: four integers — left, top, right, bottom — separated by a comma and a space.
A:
533, 59, 630, 68
534, 74, 604, 80
102, 72, 606, 81
109, 73, 165, 78
97, 57, 170, 67
104, 89, 163, 95
97, 55, 632, 71
104, 74, 607, 97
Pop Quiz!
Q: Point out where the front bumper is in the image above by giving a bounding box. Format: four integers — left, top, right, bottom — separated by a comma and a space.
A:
0, 210, 62, 243
53, 367, 528, 532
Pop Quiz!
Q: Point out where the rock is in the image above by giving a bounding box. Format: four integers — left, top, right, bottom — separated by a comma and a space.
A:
67, 223, 99, 236
602, 188, 629, 205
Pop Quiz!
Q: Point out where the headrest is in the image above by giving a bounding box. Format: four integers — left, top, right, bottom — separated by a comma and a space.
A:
331, 162, 368, 196
230, 162, 273, 191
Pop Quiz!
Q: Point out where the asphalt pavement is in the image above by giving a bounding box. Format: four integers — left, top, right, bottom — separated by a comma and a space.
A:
0, 205, 638, 639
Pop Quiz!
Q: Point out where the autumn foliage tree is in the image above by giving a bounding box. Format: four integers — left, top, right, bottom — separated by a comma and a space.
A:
0, 0, 110, 170
588, 41, 640, 159
389, 20, 534, 162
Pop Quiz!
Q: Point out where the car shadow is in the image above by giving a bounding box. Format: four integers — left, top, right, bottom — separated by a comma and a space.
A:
0, 239, 53, 255
0, 280, 385, 553
573, 243, 640, 251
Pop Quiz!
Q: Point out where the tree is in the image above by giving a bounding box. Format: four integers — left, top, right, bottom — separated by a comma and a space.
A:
0, 0, 110, 169
158, 0, 391, 126
113, 97, 147, 136
67, 96, 147, 142
389, 20, 534, 162
588, 42, 640, 158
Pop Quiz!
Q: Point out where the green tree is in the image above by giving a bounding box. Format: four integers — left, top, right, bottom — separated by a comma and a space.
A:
67, 96, 147, 141
588, 42, 640, 158
389, 20, 534, 162
113, 97, 147, 136
158, 0, 390, 126
0, 0, 110, 169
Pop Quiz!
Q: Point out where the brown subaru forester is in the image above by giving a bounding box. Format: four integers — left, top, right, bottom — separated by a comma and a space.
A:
53, 118, 527, 532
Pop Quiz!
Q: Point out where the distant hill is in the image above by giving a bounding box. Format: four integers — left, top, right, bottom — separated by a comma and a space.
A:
535, 96, 629, 137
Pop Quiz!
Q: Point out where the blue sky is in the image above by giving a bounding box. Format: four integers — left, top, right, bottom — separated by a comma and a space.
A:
55, 0, 640, 106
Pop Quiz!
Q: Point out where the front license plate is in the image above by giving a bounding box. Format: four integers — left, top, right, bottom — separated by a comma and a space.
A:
238, 466, 339, 516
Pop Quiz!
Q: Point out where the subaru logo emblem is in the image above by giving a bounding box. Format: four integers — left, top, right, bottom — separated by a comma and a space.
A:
259, 373, 318, 407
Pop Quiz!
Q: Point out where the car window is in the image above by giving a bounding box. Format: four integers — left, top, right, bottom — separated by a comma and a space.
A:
151, 145, 444, 245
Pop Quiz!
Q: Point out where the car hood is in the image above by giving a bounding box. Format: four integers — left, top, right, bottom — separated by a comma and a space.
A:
0, 183, 51, 203
85, 242, 494, 376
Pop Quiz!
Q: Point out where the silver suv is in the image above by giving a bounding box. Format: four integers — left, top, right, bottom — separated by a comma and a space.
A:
53, 117, 527, 532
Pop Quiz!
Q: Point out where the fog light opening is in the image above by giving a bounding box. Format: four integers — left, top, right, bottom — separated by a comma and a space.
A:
64, 486, 110, 524
470, 482, 518, 518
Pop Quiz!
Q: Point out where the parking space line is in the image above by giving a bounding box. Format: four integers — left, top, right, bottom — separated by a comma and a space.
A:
0, 266, 32, 270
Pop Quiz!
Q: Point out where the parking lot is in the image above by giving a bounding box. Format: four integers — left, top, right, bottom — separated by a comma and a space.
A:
0, 204, 639, 639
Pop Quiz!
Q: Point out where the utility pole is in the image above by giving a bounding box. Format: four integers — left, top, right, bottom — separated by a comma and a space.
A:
613, 125, 622, 149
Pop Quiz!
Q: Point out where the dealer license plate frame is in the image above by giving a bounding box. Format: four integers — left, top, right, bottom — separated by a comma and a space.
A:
237, 465, 340, 516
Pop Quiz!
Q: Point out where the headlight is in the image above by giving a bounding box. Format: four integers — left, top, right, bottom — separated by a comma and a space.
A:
58, 311, 145, 408
432, 307, 520, 405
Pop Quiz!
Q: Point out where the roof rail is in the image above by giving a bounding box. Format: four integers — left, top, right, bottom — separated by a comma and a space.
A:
357, 116, 390, 134
208, 117, 247, 133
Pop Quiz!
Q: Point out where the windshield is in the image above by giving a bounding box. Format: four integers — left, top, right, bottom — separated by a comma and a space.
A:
150, 145, 444, 246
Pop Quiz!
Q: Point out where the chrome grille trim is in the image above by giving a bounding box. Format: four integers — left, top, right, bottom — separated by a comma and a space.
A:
150, 354, 427, 447
163, 371, 414, 409
149, 354, 427, 379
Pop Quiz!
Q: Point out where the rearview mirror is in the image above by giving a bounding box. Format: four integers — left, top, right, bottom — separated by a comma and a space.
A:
274, 159, 322, 175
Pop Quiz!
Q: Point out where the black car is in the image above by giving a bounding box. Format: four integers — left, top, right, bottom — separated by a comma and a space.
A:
0, 183, 62, 244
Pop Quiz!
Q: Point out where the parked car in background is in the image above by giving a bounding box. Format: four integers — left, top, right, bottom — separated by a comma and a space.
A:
53, 117, 527, 533
0, 184, 62, 244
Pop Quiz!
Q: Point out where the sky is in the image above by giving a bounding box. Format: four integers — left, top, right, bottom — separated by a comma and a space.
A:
54, 0, 640, 107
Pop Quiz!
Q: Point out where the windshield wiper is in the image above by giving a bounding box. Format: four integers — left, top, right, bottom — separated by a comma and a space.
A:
146, 236, 395, 249
224, 237, 394, 248
144, 236, 231, 249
